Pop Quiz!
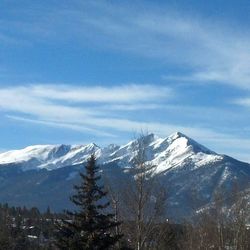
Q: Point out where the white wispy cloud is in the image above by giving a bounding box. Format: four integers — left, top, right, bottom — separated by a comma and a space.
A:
0, 86, 92, 120
2, 1, 250, 89
7, 107, 250, 162
0, 84, 225, 138
6, 115, 115, 137
1, 2, 250, 161
1, 84, 250, 161
0, 84, 172, 136
31, 84, 172, 103
77, 1, 250, 88
233, 97, 250, 107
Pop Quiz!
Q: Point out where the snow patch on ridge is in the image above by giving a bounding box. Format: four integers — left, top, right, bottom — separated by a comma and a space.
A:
0, 132, 224, 173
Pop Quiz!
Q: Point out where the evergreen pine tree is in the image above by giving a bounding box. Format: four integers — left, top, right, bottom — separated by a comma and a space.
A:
56, 154, 122, 250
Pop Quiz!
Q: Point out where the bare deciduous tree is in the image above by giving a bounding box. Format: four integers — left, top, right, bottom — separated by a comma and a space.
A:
181, 185, 250, 250
119, 133, 167, 250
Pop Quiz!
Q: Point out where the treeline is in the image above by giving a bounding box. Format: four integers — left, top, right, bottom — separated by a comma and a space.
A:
0, 199, 249, 249
182, 191, 250, 250
0, 135, 249, 249
0, 203, 58, 249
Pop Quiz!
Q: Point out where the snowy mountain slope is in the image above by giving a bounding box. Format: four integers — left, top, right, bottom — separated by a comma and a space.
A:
0, 132, 223, 173
0, 143, 101, 171
0, 132, 249, 219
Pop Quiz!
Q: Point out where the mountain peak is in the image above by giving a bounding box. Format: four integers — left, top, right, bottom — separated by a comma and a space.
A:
0, 135, 248, 221
168, 131, 187, 140
0, 132, 219, 171
166, 132, 214, 154
85, 142, 99, 149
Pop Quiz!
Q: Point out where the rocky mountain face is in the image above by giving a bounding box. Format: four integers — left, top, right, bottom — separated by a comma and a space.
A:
0, 132, 249, 220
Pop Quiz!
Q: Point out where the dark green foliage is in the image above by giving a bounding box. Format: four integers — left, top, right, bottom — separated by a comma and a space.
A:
0, 203, 58, 249
56, 155, 122, 250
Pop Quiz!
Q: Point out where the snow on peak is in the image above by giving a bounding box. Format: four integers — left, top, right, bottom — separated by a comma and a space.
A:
0, 143, 100, 170
142, 132, 220, 174
167, 132, 214, 154
0, 132, 221, 172
168, 131, 186, 140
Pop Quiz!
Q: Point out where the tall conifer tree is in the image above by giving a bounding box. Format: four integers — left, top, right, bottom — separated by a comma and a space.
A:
56, 155, 122, 250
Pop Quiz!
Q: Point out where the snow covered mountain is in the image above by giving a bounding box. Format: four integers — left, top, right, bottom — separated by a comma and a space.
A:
0, 132, 222, 173
0, 143, 101, 171
0, 132, 249, 220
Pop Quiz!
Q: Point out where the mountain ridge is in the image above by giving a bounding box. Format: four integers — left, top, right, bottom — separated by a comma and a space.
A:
0, 131, 226, 172
0, 132, 249, 219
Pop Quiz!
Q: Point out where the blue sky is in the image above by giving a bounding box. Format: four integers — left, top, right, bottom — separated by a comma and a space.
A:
1, 0, 250, 161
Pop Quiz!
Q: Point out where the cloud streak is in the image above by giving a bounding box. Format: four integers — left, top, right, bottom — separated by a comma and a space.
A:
0, 84, 173, 136
1, 84, 250, 161
31, 84, 172, 103
1, 2, 250, 161
6, 115, 115, 137
1, 1, 250, 89
233, 97, 250, 107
